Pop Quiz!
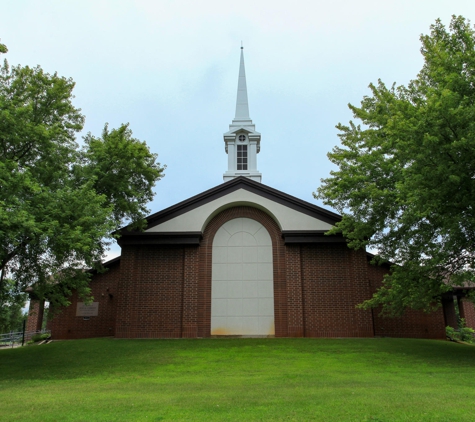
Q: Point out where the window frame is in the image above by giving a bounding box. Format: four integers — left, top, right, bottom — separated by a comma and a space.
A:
237, 144, 248, 171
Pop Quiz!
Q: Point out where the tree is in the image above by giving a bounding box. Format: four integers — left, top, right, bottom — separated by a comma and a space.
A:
315, 16, 475, 316
0, 278, 27, 333
0, 44, 165, 310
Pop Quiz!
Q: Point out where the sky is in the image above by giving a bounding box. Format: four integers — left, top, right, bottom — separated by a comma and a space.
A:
2, 0, 475, 260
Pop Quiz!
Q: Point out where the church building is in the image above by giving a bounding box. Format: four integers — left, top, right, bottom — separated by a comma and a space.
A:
27, 49, 475, 339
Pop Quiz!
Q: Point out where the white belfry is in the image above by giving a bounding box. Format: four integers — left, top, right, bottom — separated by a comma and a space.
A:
223, 47, 262, 183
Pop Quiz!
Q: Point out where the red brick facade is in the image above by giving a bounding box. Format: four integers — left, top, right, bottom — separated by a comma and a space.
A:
113, 246, 187, 338
40, 204, 465, 340
26, 300, 44, 332
460, 298, 475, 330
368, 264, 446, 339
47, 260, 120, 339
300, 245, 374, 337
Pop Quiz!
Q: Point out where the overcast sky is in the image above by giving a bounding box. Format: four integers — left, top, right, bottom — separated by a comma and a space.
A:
2, 0, 475, 260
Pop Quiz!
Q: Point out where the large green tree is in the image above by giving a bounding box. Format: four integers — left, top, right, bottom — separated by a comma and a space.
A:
316, 16, 475, 315
0, 278, 27, 333
0, 43, 164, 310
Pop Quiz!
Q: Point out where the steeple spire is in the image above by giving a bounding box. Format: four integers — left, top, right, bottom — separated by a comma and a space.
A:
223, 47, 262, 183
234, 46, 251, 122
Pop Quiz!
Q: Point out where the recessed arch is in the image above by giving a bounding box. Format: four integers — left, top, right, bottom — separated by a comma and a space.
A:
211, 217, 274, 336
197, 205, 288, 338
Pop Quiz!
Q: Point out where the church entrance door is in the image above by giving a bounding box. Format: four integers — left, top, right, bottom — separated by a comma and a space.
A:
211, 217, 274, 336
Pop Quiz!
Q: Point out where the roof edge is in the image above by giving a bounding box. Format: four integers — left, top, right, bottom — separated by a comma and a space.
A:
118, 177, 342, 234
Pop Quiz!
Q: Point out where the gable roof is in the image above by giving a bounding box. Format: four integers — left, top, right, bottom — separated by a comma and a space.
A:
121, 176, 341, 234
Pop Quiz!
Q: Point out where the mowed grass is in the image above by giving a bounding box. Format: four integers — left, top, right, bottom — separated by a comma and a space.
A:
1, 338, 475, 421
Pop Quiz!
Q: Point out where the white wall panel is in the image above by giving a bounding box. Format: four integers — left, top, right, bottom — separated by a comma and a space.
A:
211, 217, 274, 336
146, 189, 334, 233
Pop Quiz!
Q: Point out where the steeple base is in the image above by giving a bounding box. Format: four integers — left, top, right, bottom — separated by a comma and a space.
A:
223, 171, 262, 183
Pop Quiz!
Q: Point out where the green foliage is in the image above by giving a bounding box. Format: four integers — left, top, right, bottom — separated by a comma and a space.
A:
446, 318, 475, 343
78, 123, 163, 231
446, 325, 458, 341
0, 44, 165, 310
316, 16, 475, 315
30, 333, 50, 342
0, 278, 27, 333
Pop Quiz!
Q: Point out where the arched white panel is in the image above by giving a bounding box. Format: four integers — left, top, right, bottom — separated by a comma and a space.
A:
211, 218, 274, 336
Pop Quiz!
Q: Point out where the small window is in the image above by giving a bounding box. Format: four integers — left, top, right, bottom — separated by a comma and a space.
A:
238, 134, 246, 142
237, 145, 248, 170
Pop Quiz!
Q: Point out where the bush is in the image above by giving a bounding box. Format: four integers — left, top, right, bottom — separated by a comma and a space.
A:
31, 333, 50, 343
446, 319, 475, 343
446, 326, 459, 341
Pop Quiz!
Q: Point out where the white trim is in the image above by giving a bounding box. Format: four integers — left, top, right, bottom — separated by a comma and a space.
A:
146, 189, 334, 233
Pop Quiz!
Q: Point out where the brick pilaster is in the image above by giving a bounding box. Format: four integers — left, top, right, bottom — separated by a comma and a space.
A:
26, 300, 44, 332
459, 298, 475, 330
285, 245, 304, 337
182, 246, 199, 337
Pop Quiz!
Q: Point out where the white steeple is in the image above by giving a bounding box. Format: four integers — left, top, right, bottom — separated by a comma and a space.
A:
235, 47, 251, 122
223, 47, 262, 183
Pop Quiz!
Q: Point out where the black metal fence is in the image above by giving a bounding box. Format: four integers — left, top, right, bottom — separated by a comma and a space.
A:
0, 327, 51, 348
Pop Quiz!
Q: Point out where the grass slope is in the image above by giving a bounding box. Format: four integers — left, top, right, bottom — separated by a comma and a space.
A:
0, 338, 474, 421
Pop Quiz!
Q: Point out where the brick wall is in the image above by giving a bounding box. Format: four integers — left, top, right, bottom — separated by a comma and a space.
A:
285, 245, 304, 337
26, 300, 44, 332
299, 245, 374, 337
182, 247, 200, 338
47, 261, 120, 339
367, 264, 446, 339
459, 298, 475, 330
114, 245, 191, 338
45, 205, 450, 340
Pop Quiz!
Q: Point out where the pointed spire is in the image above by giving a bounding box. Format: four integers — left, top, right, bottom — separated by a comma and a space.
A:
234, 46, 251, 122
223, 46, 262, 183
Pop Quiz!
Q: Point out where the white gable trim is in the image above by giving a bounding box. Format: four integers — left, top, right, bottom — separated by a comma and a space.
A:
146, 189, 333, 233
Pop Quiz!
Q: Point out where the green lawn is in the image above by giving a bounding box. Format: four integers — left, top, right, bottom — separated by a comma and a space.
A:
0, 338, 474, 421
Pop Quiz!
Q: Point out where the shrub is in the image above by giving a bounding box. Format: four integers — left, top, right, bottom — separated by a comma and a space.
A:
446, 319, 475, 343
459, 319, 475, 343
31, 333, 50, 343
446, 326, 459, 341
